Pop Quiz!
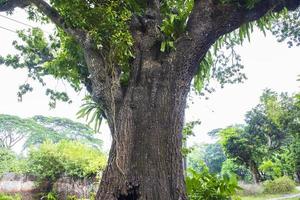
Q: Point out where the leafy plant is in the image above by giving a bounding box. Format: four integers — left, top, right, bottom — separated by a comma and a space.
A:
186, 162, 240, 200
263, 176, 296, 194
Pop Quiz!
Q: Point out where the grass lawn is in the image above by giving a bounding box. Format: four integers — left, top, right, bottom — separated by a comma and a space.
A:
238, 189, 300, 200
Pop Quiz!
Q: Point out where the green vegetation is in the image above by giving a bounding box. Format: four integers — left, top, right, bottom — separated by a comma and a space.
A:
0, 0, 300, 198
263, 176, 296, 194
0, 115, 107, 184
185, 88, 300, 199
27, 140, 106, 181
0, 114, 103, 151
0, 194, 21, 200
186, 163, 240, 200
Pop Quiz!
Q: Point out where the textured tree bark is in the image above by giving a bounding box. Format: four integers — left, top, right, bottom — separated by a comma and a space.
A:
96, 58, 190, 200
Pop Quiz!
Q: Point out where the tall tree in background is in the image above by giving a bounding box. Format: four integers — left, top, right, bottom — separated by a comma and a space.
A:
0, 114, 103, 150
0, 0, 300, 199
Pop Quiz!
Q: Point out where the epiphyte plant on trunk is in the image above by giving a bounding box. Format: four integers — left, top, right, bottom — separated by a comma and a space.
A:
0, 0, 300, 199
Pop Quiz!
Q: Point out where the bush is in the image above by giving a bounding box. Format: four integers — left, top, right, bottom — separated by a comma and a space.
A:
0, 148, 27, 175
263, 176, 296, 194
186, 162, 240, 200
27, 140, 107, 182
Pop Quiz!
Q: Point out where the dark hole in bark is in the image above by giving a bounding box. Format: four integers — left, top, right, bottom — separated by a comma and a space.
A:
117, 184, 139, 200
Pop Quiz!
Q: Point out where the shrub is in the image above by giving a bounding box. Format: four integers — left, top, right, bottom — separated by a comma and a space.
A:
0, 148, 27, 175
263, 176, 296, 194
186, 162, 240, 200
27, 140, 107, 182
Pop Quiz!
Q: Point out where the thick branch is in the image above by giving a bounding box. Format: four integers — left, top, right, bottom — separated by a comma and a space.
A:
0, 0, 29, 12
175, 0, 300, 81
30, 0, 87, 44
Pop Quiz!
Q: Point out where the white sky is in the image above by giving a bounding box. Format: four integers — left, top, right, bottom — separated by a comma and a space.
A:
0, 9, 299, 150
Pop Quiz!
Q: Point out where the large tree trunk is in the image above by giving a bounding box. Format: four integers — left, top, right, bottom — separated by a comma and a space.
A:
96, 59, 190, 200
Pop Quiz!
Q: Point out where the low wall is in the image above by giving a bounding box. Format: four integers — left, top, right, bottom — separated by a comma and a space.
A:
0, 173, 38, 193
0, 173, 98, 199
53, 176, 98, 199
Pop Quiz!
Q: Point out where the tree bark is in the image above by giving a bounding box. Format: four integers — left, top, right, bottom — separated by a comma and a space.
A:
96, 58, 190, 199
249, 161, 262, 184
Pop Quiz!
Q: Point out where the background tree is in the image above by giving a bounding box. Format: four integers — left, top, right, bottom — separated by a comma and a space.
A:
220, 125, 266, 183
0, 114, 43, 149
0, 114, 102, 150
220, 89, 300, 183
0, 0, 300, 199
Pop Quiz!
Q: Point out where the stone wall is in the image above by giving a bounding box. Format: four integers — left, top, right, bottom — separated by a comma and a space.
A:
53, 176, 98, 199
0, 173, 98, 199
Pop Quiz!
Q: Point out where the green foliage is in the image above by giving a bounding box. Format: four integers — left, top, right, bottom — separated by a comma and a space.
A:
0, 194, 21, 200
160, 0, 194, 52
221, 159, 252, 183
204, 143, 226, 174
182, 120, 200, 156
27, 140, 107, 182
272, 8, 300, 47
77, 95, 105, 133
263, 176, 296, 194
219, 89, 300, 182
259, 160, 281, 180
0, 148, 27, 175
186, 162, 240, 200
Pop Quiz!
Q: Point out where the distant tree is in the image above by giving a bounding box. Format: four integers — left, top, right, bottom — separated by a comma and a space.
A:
220, 125, 266, 183
0, 114, 102, 150
27, 115, 103, 150
204, 143, 226, 174
220, 90, 300, 183
0, 114, 46, 149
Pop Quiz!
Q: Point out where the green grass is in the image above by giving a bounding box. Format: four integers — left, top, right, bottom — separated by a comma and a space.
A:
238, 189, 300, 200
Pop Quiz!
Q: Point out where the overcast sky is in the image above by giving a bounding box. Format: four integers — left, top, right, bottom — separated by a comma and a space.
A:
0, 9, 299, 150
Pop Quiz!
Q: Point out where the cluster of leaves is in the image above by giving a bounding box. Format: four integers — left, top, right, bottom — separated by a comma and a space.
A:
0, 148, 27, 175
0, 27, 87, 107
76, 95, 105, 132
186, 162, 240, 200
160, 0, 194, 52
272, 8, 300, 47
26, 140, 107, 182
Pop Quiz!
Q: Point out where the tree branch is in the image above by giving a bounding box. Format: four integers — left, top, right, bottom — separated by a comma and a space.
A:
29, 0, 87, 44
174, 0, 300, 81
0, 0, 29, 12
